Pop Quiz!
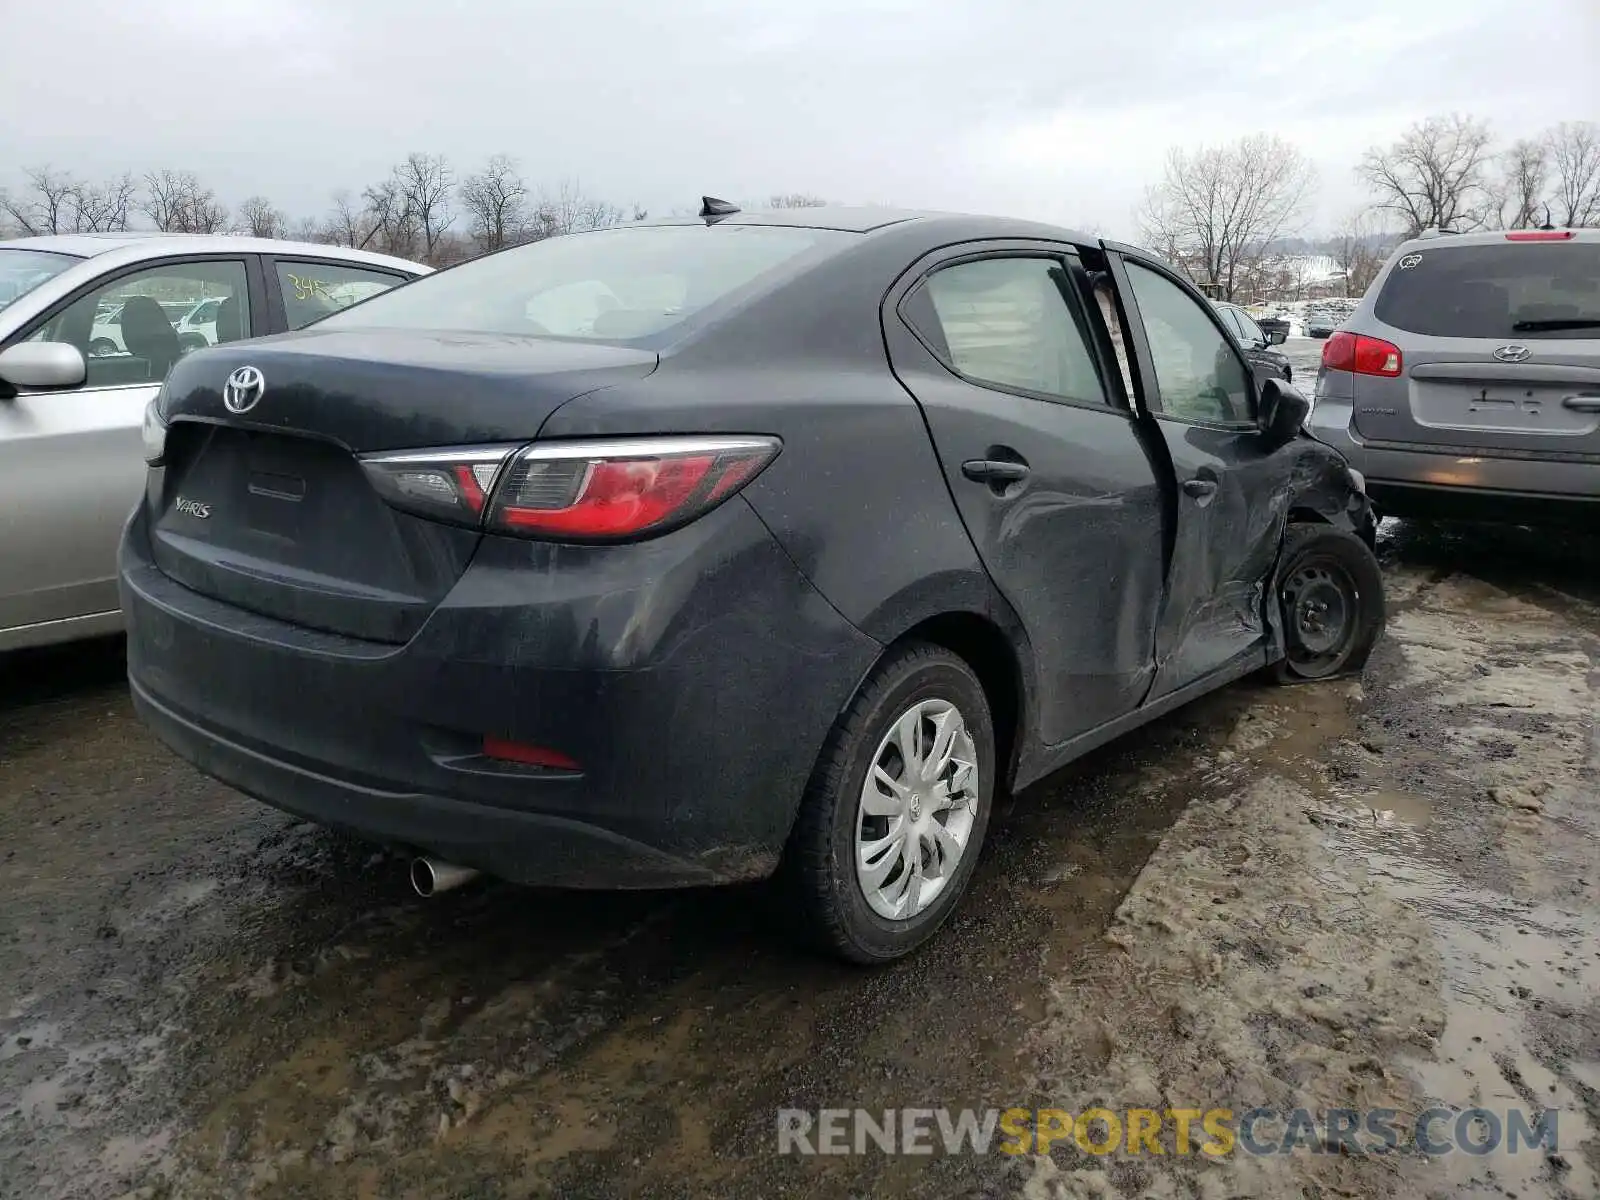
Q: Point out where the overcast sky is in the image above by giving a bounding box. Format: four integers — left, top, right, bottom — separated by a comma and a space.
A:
2, 0, 1596, 239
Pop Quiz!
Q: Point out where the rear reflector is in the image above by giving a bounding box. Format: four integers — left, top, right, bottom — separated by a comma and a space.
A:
489, 436, 781, 541
481, 736, 581, 771
1322, 331, 1402, 378
1504, 230, 1575, 241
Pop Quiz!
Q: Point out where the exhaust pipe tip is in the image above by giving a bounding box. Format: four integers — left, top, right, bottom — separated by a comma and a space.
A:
410, 857, 481, 898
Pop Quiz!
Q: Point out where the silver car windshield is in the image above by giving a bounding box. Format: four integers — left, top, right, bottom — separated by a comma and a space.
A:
0, 248, 80, 311
316, 224, 855, 343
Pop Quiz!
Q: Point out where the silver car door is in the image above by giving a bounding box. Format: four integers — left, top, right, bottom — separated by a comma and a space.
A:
0, 256, 254, 647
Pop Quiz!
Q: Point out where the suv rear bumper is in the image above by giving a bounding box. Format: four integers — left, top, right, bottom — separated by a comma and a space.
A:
119, 501, 881, 888
1310, 408, 1600, 523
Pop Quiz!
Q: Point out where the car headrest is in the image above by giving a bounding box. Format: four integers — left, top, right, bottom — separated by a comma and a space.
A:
119, 296, 180, 361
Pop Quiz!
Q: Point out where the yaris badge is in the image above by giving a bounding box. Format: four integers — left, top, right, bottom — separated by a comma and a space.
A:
223, 365, 266, 413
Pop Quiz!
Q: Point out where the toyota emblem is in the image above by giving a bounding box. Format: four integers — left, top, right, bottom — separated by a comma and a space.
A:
223, 365, 266, 413
1491, 345, 1532, 364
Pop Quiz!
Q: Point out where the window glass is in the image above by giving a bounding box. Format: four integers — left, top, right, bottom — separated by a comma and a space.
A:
317, 225, 852, 342
27, 259, 250, 389
1235, 311, 1267, 345
1126, 263, 1253, 424
0, 249, 78, 311
1373, 242, 1600, 339
921, 257, 1109, 405
274, 260, 410, 330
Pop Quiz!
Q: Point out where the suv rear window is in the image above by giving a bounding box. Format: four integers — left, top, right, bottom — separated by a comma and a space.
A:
318, 224, 853, 343
1374, 242, 1600, 339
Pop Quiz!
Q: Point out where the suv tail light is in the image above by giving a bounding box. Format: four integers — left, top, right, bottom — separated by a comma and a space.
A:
1322, 331, 1402, 378
1504, 230, 1575, 241
360, 436, 780, 541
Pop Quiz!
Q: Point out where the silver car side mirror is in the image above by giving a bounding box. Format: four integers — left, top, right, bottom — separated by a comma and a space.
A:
0, 342, 88, 393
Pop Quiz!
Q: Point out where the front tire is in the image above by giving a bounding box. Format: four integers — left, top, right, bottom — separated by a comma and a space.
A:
1273, 523, 1385, 682
781, 642, 995, 964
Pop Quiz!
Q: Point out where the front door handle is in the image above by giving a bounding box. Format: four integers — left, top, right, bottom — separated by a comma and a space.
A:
1564, 394, 1600, 413
962, 459, 1030, 485
1182, 478, 1219, 500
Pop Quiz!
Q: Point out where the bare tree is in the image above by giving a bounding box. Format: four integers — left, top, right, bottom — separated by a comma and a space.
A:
393, 153, 454, 262
533, 180, 627, 238
143, 169, 228, 233
237, 195, 287, 239
2, 166, 136, 235
459, 155, 529, 253
1495, 138, 1549, 230
767, 193, 828, 209
1547, 120, 1600, 228
360, 177, 417, 257
1331, 212, 1390, 298
2, 166, 81, 235
1136, 134, 1315, 301
322, 191, 367, 248
1357, 114, 1496, 236
72, 174, 136, 232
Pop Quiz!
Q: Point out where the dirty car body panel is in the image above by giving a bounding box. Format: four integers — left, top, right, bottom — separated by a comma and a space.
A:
120, 209, 1374, 891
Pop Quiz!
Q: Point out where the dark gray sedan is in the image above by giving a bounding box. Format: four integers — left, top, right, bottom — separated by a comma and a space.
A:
121, 203, 1383, 962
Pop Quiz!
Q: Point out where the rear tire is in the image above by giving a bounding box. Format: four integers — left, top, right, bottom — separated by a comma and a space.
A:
780, 642, 995, 964
1272, 523, 1385, 683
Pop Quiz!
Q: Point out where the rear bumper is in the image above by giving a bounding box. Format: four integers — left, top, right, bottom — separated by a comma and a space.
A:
120, 501, 881, 888
1308, 409, 1600, 524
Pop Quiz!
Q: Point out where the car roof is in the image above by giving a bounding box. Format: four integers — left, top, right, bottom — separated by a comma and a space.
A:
1393, 227, 1600, 253
639, 205, 1100, 244
0, 232, 428, 274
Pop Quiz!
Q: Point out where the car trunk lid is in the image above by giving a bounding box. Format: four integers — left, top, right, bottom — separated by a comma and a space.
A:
149, 329, 657, 643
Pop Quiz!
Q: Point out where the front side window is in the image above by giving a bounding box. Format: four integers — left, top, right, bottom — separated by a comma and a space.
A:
1125, 263, 1253, 425
274, 260, 410, 330
0, 249, 79, 311
918, 257, 1109, 405
27, 259, 251, 389
1235, 311, 1267, 345
317, 224, 853, 343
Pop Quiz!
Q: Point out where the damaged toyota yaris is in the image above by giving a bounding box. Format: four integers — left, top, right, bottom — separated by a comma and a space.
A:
118, 203, 1384, 963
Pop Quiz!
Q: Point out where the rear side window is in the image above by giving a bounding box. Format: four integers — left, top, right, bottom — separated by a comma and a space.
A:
275, 260, 409, 330
317, 225, 852, 342
917, 257, 1110, 405
1374, 243, 1600, 339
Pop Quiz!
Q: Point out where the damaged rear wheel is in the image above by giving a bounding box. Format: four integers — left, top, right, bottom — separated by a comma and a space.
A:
1272, 523, 1385, 683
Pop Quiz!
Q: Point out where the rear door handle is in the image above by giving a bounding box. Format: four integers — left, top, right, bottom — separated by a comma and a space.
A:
961, 459, 1030, 485
1182, 478, 1218, 500
1564, 394, 1600, 413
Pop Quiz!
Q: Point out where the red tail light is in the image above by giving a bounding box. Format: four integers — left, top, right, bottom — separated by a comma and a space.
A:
1504, 230, 1574, 241
488, 436, 781, 540
1322, 331, 1403, 378
361, 436, 780, 540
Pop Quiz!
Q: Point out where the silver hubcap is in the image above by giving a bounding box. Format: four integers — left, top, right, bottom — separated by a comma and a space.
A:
854, 698, 980, 922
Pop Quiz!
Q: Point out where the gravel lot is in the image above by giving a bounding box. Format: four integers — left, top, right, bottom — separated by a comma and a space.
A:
2, 510, 1596, 1200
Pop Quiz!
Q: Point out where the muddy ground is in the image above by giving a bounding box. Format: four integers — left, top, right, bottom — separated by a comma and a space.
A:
2, 513, 1597, 1200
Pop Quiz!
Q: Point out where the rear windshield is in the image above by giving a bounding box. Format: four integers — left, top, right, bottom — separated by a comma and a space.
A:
0, 248, 79, 311
1374, 242, 1600, 339
317, 224, 854, 342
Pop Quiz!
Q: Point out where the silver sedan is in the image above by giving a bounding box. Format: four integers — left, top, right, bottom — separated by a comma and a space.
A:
0, 233, 428, 651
